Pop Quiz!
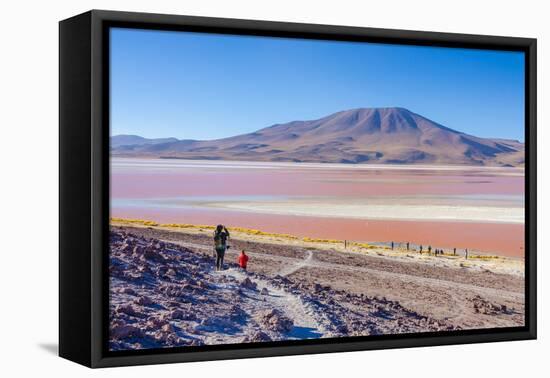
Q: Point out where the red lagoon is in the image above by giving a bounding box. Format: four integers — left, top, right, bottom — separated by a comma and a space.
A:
110, 158, 525, 257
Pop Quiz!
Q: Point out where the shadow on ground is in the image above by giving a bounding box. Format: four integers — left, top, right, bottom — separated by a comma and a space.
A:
38, 343, 58, 356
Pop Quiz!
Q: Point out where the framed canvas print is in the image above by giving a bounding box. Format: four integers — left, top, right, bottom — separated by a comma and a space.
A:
59, 10, 536, 368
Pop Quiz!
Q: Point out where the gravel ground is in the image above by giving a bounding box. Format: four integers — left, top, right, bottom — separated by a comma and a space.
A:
109, 225, 524, 351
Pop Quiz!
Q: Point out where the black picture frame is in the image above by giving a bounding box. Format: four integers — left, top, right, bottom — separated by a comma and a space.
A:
59, 9, 537, 368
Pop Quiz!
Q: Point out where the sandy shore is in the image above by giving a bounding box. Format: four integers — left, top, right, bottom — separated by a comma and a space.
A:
112, 211, 525, 257
111, 218, 524, 276
112, 157, 526, 174
195, 195, 524, 224
111, 219, 524, 335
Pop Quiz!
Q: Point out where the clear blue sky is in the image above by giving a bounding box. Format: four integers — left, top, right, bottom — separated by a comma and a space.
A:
110, 27, 525, 141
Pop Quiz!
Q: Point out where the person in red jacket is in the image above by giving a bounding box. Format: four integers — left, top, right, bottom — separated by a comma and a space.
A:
238, 250, 249, 270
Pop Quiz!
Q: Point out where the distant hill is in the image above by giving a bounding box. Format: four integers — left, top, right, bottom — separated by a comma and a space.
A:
111, 135, 179, 148
110, 107, 524, 167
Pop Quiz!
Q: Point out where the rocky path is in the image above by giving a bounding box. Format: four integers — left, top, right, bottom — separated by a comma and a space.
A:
164, 239, 523, 302
161, 235, 524, 329
109, 227, 464, 351
157, 239, 329, 339
109, 229, 313, 350
218, 268, 325, 339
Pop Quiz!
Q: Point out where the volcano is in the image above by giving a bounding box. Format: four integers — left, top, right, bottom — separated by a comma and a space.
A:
111, 107, 524, 166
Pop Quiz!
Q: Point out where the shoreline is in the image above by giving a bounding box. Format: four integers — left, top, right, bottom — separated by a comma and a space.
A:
111, 209, 524, 258
110, 217, 524, 277
112, 156, 526, 173
200, 199, 524, 224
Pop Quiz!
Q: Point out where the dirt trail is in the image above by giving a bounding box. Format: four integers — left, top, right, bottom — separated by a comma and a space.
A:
160, 239, 327, 338
109, 225, 524, 348
164, 239, 523, 302
110, 226, 468, 351
218, 268, 325, 339
157, 234, 524, 329
278, 250, 313, 277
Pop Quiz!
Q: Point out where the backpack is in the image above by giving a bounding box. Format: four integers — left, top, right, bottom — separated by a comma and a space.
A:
214, 231, 227, 249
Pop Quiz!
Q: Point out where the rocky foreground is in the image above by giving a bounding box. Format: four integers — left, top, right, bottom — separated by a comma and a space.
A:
109, 228, 458, 351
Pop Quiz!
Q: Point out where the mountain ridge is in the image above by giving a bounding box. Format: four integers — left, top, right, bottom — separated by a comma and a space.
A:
110, 107, 524, 167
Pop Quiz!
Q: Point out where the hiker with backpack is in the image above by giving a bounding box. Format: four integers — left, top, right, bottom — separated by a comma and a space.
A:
213, 224, 230, 271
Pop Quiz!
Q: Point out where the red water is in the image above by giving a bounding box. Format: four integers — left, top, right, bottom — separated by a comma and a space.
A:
111, 206, 524, 257
112, 168, 523, 198
111, 160, 525, 257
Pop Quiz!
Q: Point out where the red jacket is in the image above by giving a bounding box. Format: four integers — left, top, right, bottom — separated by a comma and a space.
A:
238, 253, 249, 268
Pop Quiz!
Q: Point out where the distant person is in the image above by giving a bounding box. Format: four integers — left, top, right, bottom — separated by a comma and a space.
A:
213, 224, 230, 271
391, 241, 394, 250
453, 247, 457, 256
406, 242, 410, 251
238, 250, 249, 270
428, 245, 432, 254
465, 248, 469, 259
419, 245, 423, 254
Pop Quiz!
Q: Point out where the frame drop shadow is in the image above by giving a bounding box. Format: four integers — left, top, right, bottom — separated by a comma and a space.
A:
38, 343, 58, 356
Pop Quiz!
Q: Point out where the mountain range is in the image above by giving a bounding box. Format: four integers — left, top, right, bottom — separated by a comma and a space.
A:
110, 107, 524, 167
